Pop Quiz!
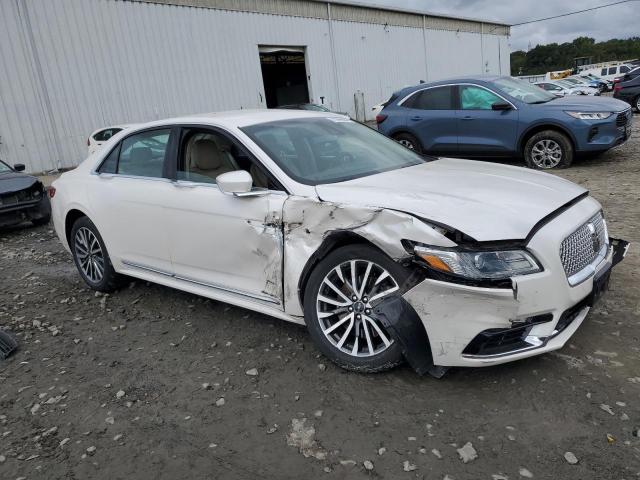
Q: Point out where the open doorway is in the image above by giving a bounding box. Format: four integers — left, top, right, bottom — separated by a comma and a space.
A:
259, 46, 310, 108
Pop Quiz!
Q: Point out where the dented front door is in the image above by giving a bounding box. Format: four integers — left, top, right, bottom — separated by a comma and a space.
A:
165, 184, 285, 306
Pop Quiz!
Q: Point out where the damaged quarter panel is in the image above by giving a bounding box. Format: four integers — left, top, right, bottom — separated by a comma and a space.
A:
282, 195, 456, 317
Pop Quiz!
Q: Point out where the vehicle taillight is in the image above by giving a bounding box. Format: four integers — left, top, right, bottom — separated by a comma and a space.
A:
48, 186, 56, 198
375, 114, 387, 124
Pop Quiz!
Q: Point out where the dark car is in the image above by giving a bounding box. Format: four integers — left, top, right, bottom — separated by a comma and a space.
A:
377, 75, 632, 169
614, 74, 640, 112
0, 160, 51, 228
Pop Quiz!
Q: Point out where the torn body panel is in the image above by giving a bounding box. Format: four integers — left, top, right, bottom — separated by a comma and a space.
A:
281, 195, 455, 317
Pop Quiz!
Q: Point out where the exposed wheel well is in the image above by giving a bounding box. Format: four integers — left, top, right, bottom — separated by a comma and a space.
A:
65, 209, 87, 245
519, 125, 576, 154
297, 231, 384, 308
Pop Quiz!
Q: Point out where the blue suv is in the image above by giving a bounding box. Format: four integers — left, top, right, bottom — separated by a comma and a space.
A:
377, 76, 632, 169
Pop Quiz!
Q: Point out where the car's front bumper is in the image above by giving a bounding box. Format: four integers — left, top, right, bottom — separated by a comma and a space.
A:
0, 195, 51, 227
575, 108, 633, 153
401, 197, 628, 368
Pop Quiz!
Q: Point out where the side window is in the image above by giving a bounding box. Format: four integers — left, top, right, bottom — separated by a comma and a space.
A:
405, 86, 454, 110
93, 129, 109, 142
97, 146, 119, 174
117, 129, 170, 178
178, 129, 282, 190
601, 68, 607, 76
620, 65, 630, 73
459, 86, 502, 110
608, 67, 617, 75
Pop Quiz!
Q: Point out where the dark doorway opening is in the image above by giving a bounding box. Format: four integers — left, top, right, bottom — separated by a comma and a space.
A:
259, 48, 310, 108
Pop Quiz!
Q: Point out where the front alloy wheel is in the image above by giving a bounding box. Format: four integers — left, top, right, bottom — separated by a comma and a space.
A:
303, 245, 410, 372
316, 259, 398, 357
530, 139, 563, 169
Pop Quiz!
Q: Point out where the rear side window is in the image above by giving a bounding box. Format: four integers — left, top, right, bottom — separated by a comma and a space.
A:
404, 86, 454, 110
608, 67, 617, 75
97, 129, 171, 178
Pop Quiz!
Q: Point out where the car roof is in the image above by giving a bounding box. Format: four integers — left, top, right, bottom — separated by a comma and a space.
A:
120, 109, 347, 132
396, 75, 505, 95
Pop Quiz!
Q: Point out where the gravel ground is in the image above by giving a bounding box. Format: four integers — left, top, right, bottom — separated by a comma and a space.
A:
1, 117, 639, 480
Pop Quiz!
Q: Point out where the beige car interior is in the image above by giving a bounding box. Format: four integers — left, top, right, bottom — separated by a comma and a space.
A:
182, 132, 271, 189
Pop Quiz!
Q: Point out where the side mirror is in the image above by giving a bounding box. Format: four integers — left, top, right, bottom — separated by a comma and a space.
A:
216, 170, 268, 197
491, 101, 512, 111
13, 163, 25, 172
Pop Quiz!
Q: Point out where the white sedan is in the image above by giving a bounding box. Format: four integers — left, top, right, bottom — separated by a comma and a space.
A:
87, 124, 135, 155
51, 110, 627, 375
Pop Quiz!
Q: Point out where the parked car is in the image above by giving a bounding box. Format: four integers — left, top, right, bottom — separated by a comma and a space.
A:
558, 78, 601, 95
535, 81, 587, 97
579, 73, 613, 91
554, 79, 599, 96
0, 160, 51, 228
614, 74, 640, 111
88, 125, 133, 155
377, 76, 632, 169
582, 64, 634, 81
569, 75, 606, 92
614, 66, 640, 84
50, 110, 629, 374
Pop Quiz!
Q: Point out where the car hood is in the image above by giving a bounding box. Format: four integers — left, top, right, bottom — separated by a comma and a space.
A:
534, 95, 629, 111
315, 159, 587, 242
0, 172, 39, 195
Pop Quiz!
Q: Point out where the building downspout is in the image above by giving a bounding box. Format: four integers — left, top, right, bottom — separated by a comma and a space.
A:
326, 3, 342, 111
422, 15, 429, 81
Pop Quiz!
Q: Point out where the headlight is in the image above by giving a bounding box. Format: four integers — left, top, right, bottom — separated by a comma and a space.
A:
565, 111, 612, 120
414, 246, 541, 280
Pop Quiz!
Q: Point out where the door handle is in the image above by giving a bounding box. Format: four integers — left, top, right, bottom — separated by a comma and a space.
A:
410, 116, 422, 121
461, 116, 474, 120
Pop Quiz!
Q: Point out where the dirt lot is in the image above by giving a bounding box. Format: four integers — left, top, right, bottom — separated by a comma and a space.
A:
1, 117, 640, 480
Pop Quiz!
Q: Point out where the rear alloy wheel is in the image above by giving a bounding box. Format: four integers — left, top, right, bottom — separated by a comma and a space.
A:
393, 133, 422, 153
524, 130, 573, 169
635, 95, 640, 112
70, 216, 125, 292
303, 245, 410, 372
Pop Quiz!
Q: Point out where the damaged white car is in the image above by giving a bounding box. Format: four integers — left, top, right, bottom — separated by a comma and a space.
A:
50, 110, 628, 375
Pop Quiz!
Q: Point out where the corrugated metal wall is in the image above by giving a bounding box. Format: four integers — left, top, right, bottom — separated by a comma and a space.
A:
0, 0, 511, 172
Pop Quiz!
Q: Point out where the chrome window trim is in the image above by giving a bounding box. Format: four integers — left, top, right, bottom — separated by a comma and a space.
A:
121, 260, 281, 305
397, 82, 518, 111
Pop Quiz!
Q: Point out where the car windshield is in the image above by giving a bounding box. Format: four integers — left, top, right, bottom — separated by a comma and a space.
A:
304, 104, 331, 112
491, 77, 556, 104
0, 160, 12, 173
242, 117, 426, 185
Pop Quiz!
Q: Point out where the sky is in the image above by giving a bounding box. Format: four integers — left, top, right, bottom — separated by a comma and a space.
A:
348, 0, 639, 51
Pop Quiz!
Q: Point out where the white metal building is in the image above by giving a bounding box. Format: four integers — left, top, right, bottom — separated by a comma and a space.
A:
0, 0, 510, 173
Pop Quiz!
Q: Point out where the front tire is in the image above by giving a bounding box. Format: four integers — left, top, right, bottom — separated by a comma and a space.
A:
303, 245, 410, 373
524, 130, 573, 169
70, 216, 125, 292
393, 132, 422, 153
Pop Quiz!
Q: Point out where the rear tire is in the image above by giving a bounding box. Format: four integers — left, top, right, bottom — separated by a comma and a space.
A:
634, 95, 640, 112
70, 216, 125, 292
303, 245, 411, 373
524, 130, 573, 169
393, 132, 422, 153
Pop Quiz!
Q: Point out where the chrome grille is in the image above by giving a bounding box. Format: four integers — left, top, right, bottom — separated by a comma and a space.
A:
560, 212, 607, 279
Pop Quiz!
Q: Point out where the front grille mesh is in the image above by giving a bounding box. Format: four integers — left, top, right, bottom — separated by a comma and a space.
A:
560, 212, 607, 278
